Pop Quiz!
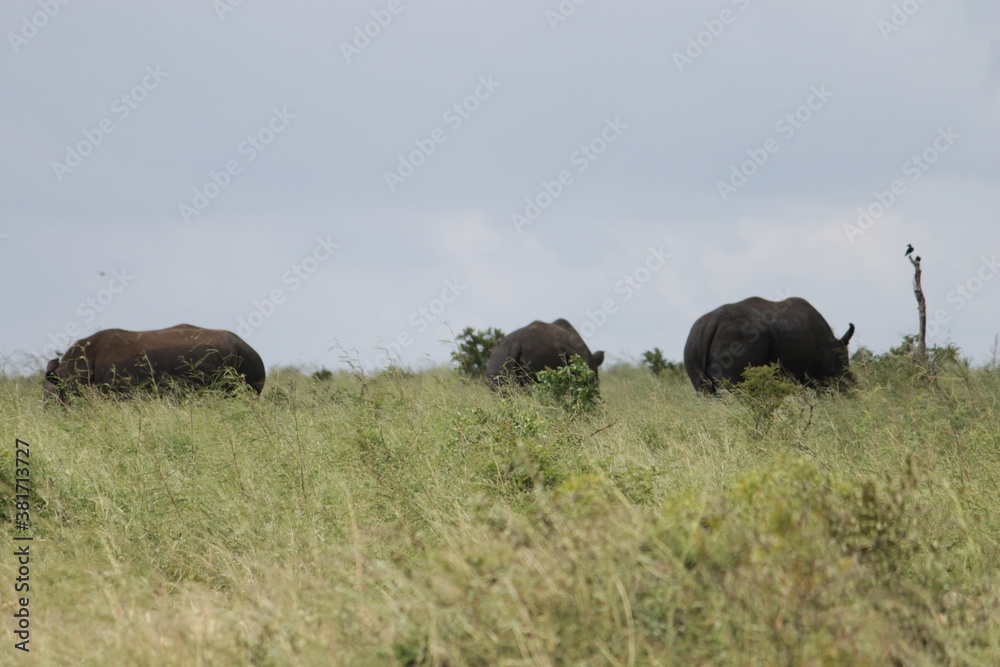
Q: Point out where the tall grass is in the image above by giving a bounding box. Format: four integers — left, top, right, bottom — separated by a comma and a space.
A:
1, 363, 999, 665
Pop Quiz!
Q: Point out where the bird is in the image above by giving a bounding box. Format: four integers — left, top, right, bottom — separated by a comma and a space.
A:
915, 256, 921, 262
905, 244, 914, 256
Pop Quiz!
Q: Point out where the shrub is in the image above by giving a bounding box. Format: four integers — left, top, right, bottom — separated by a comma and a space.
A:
730, 362, 799, 437
853, 337, 965, 386
451, 327, 506, 379
536, 354, 601, 415
652, 456, 930, 662
642, 347, 668, 375
311, 368, 333, 381
642, 347, 684, 377
890, 335, 963, 370
453, 400, 570, 501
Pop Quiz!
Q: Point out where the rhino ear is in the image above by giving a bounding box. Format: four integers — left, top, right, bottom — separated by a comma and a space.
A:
45, 359, 60, 385
839, 323, 855, 346
592, 350, 605, 367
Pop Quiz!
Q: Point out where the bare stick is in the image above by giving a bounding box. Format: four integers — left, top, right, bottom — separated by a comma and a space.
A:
908, 251, 927, 366
588, 421, 619, 437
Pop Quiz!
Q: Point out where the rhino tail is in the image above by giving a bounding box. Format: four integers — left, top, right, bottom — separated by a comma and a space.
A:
699, 320, 720, 392
506, 340, 524, 377
554, 341, 571, 365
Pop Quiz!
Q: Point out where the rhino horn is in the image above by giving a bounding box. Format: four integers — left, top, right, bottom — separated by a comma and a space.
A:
839, 323, 855, 346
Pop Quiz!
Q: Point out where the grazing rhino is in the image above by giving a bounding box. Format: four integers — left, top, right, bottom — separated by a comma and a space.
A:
487, 319, 605, 386
683, 297, 854, 393
43, 324, 266, 403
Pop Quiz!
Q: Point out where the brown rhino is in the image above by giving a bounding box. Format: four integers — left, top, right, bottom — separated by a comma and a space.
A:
43, 324, 265, 403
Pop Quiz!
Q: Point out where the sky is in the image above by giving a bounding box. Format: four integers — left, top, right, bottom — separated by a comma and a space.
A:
2, 0, 999, 374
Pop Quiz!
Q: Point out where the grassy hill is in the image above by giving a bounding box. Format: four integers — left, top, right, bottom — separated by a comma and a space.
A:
2, 360, 999, 665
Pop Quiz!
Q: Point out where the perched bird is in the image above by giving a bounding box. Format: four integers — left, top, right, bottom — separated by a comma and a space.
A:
905, 244, 914, 256
915, 256, 921, 262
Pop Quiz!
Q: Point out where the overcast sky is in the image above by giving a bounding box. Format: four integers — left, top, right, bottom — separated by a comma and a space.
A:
3, 0, 999, 374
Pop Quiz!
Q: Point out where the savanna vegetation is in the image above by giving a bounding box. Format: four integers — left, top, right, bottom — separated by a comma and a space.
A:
1, 344, 999, 665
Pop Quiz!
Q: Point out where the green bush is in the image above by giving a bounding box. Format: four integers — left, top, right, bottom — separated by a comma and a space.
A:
642, 347, 668, 375
650, 456, 937, 663
853, 337, 966, 386
641, 347, 683, 377
536, 354, 601, 415
311, 368, 333, 381
729, 362, 799, 437
451, 326, 506, 379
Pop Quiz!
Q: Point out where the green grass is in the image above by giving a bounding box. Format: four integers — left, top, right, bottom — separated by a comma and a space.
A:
2, 363, 999, 665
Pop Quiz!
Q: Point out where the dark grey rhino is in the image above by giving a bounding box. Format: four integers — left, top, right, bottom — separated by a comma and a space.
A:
487, 319, 604, 387
683, 297, 853, 393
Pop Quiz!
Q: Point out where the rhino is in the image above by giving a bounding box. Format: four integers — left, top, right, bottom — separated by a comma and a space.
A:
43, 324, 265, 403
683, 297, 854, 393
487, 319, 605, 387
